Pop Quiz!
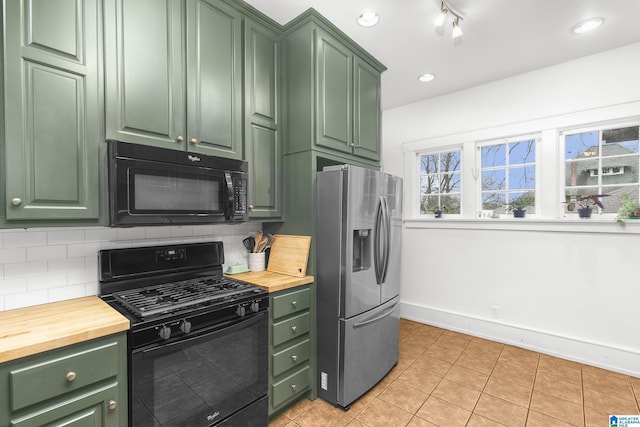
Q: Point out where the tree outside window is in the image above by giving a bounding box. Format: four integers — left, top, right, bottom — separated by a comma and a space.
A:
480, 138, 537, 214
419, 150, 461, 214
564, 125, 640, 215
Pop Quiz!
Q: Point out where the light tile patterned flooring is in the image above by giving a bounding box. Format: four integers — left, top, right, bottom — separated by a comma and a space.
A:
269, 319, 640, 427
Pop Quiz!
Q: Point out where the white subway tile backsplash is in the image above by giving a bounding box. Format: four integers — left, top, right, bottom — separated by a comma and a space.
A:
27, 245, 67, 262
5, 290, 48, 310
0, 277, 27, 295
0, 224, 260, 311
0, 247, 27, 264
47, 229, 85, 245
2, 231, 47, 248
4, 261, 47, 278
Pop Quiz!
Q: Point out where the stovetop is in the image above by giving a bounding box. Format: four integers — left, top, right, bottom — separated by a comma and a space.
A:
112, 275, 260, 318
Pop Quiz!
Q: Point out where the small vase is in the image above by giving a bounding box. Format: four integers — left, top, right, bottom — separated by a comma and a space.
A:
577, 207, 592, 218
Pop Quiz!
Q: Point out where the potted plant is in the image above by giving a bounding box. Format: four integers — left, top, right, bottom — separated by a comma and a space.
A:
508, 195, 534, 218
433, 206, 447, 218
570, 194, 609, 218
616, 194, 640, 224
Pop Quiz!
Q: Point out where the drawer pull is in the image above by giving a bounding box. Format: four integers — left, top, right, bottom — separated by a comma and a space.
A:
108, 400, 117, 411
291, 355, 298, 362
65, 371, 76, 382
291, 384, 297, 392
291, 326, 297, 333
291, 301, 297, 307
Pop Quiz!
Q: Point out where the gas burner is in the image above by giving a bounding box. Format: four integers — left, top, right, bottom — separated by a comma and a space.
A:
112, 276, 257, 318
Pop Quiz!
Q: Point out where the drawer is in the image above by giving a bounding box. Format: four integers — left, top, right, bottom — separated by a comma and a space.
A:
272, 288, 310, 319
271, 365, 310, 409
272, 312, 310, 347
10, 340, 119, 411
272, 338, 311, 377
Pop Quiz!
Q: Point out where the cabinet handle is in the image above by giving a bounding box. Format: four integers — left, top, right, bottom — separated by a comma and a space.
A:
108, 400, 117, 411
10, 197, 22, 206
291, 326, 297, 333
291, 355, 298, 362
291, 301, 297, 308
177, 136, 184, 142
65, 371, 76, 382
290, 384, 297, 392
190, 138, 197, 144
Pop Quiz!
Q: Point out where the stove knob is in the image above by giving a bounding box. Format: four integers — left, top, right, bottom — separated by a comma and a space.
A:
250, 301, 260, 312
180, 320, 192, 334
158, 325, 172, 340
236, 305, 246, 317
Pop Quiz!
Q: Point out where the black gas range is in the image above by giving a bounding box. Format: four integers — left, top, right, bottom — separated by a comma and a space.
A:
99, 241, 268, 427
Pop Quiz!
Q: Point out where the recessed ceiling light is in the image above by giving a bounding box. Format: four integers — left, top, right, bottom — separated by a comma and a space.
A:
418, 73, 436, 83
357, 10, 380, 27
572, 17, 604, 34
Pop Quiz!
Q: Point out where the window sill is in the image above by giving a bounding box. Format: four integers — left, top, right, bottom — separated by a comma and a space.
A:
403, 217, 640, 234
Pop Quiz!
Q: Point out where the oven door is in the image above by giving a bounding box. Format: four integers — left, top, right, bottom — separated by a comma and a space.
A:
131, 312, 268, 427
111, 156, 230, 226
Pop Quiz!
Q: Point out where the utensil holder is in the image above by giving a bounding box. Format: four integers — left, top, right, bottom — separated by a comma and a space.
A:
248, 252, 266, 272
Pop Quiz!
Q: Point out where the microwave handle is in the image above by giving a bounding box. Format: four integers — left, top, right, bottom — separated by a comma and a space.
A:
224, 172, 234, 219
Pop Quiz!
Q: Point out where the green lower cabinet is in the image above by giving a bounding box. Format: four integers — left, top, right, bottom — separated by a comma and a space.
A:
3, 0, 102, 223
268, 285, 314, 416
0, 333, 128, 427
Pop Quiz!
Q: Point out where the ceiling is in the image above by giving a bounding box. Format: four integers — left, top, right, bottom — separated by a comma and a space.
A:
243, 0, 640, 111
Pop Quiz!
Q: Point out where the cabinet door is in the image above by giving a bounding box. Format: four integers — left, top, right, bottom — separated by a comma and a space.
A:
4, 0, 100, 220
245, 19, 281, 218
186, 0, 243, 159
316, 30, 352, 154
104, 0, 186, 150
353, 58, 381, 162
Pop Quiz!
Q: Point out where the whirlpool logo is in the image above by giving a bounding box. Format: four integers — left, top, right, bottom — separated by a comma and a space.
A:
187, 154, 201, 162
206, 411, 220, 422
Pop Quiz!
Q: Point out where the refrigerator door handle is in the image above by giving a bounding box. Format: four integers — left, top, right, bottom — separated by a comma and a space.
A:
380, 196, 391, 284
352, 302, 399, 329
374, 196, 385, 284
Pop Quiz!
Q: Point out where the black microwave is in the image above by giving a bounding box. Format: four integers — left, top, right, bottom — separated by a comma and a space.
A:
107, 140, 248, 227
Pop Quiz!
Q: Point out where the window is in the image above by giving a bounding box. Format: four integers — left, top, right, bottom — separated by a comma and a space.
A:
564, 125, 640, 215
479, 137, 537, 214
419, 149, 461, 214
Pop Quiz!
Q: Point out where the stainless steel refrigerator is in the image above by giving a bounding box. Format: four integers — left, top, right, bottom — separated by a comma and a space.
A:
316, 164, 402, 409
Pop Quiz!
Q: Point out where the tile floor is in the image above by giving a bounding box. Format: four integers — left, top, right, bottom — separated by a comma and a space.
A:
269, 319, 640, 427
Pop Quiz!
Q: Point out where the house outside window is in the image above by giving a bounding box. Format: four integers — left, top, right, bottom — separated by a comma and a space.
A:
563, 124, 640, 215
479, 136, 537, 215
419, 149, 461, 215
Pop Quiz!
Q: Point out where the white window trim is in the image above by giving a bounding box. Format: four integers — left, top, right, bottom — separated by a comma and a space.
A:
416, 146, 463, 218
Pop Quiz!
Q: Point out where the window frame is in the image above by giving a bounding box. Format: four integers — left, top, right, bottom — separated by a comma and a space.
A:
416, 146, 463, 218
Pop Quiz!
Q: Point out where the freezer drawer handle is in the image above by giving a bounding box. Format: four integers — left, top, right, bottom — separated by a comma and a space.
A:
291, 326, 297, 333
353, 303, 398, 329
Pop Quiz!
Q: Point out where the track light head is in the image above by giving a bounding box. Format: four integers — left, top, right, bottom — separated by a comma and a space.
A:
433, 1, 448, 27
452, 17, 463, 38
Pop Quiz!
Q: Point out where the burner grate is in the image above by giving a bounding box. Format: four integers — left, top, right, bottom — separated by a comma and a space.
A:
113, 276, 255, 318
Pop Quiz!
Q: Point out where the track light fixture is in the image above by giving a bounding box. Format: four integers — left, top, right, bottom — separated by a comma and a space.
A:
433, 1, 464, 39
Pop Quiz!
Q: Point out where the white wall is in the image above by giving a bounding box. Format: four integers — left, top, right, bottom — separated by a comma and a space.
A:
0, 223, 259, 311
382, 42, 640, 376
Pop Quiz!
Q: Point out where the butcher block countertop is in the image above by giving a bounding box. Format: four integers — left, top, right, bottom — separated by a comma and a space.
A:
0, 296, 129, 364
228, 271, 314, 293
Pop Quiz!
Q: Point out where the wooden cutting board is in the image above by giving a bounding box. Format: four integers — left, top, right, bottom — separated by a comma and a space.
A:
267, 234, 311, 277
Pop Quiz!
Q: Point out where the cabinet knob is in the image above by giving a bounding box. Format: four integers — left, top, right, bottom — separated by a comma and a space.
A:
177, 136, 184, 142
291, 325, 297, 333
248, 204, 254, 210
291, 301, 297, 308
290, 384, 297, 392
291, 355, 298, 362
108, 400, 117, 411
65, 371, 76, 382
190, 138, 197, 144
10, 197, 22, 206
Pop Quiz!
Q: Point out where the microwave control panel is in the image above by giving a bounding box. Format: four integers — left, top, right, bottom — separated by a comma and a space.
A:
233, 179, 247, 214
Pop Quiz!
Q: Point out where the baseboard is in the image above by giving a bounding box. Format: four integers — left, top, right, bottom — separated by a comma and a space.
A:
400, 301, 640, 378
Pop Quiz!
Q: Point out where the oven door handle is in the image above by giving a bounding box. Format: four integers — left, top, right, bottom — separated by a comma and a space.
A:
139, 311, 266, 359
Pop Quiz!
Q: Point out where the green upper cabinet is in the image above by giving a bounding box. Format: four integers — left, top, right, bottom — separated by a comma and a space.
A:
104, 0, 243, 159
244, 17, 282, 218
283, 11, 385, 164
3, 0, 101, 221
